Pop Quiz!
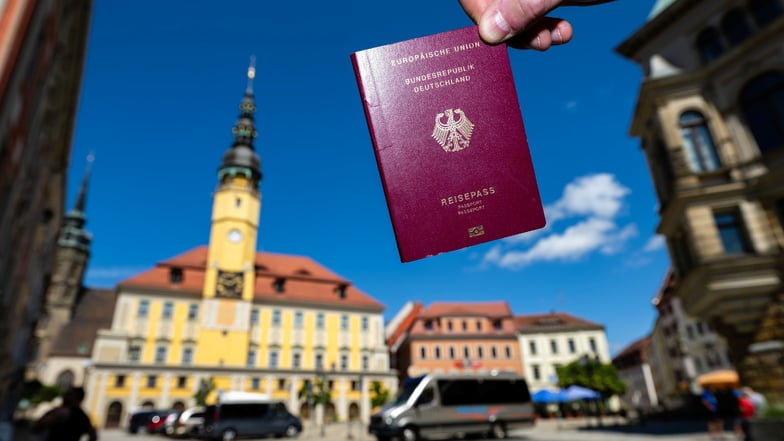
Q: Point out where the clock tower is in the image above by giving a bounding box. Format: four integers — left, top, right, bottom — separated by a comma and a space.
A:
198, 60, 262, 365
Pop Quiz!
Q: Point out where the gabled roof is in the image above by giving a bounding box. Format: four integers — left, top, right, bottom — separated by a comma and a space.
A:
420, 301, 512, 318
385, 302, 424, 350
515, 312, 604, 333
118, 246, 383, 311
50, 288, 116, 357
612, 335, 651, 367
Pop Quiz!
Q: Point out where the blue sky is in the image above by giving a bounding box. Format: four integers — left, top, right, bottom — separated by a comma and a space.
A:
68, 1, 668, 355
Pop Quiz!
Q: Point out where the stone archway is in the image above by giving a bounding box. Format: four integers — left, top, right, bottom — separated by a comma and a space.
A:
299, 403, 310, 419
55, 369, 75, 391
172, 401, 185, 412
348, 402, 360, 421
325, 403, 336, 423
105, 401, 123, 428
141, 400, 154, 409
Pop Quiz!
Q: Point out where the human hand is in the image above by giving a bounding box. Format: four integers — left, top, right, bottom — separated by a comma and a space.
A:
459, 0, 615, 50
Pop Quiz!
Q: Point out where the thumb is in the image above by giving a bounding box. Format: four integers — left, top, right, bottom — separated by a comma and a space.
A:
478, 0, 559, 44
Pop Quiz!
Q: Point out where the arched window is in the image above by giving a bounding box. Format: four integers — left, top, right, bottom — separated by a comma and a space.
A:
55, 369, 75, 391
749, 0, 784, 27
696, 28, 725, 64
721, 8, 753, 46
679, 111, 722, 172
740, 72, 784, 154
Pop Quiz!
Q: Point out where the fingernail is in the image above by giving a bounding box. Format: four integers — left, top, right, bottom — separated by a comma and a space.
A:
552, 28, 563, 44
480, 10, 511, 43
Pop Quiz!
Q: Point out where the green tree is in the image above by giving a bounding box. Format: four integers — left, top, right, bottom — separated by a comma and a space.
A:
19, 380, 61, 406
194, 377, 216, 406
369, 381, 391, 408
556, 356, 627, 398
297, 378, 332, 407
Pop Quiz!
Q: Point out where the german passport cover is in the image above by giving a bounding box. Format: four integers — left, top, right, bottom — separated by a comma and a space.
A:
351, 26, 545, 262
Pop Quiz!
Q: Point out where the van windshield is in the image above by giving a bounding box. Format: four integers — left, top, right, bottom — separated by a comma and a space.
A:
393, 375, 424, 406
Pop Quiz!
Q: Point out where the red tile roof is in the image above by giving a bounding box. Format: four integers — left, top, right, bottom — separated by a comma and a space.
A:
612, 335, 650, 366
514, 312, 604, 332
420, 301, 512, 318
118, 246, 383, 311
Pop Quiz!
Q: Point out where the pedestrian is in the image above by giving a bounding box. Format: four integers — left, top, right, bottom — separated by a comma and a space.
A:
33, 387, 98, 441
459, 0, 616, 50
738, 390, 755, 441
701, 387, 724, 441
742, 386, 767, 417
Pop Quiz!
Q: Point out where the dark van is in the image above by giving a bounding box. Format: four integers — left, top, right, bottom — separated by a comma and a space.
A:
201, 400, 302, 440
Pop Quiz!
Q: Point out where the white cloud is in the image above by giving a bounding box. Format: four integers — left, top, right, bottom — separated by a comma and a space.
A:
483, 173, 636, 270
643, 235, 666, 252
547, 173, 630, 222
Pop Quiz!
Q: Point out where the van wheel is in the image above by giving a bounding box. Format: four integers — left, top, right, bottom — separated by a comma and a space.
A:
401, 426, 418, 441
284, 424, 299, 437
490, 422, 507, 439
221, 429, 238, 441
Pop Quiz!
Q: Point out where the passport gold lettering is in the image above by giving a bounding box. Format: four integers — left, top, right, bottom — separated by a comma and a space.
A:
404, 64, 475, 85
453, 41, 482, 52
413, 76, 471, 93
440, 187, 496, 206
390, 48, 452, 66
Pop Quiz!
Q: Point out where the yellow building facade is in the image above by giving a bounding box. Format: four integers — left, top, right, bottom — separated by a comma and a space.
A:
85, 67, 395, 428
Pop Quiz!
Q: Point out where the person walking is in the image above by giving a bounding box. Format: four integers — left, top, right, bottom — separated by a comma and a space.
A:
702, 387, 724, 441
738, 390, 755, 441
33, 387, 98, 441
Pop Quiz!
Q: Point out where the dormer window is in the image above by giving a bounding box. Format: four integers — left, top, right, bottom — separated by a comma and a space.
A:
492, 319, 502, 330
424, 320, 433, 331
170, 267, 183, 284
336, 283, 348, 299
273, 277, 285, 293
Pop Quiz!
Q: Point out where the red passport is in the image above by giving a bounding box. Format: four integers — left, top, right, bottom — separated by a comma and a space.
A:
351, 26, 545, 262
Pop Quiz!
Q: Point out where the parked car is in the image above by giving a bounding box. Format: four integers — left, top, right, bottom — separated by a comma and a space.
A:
166, 406, 205, 438
147, 410, 178, 434
128, 409, 162, 434
201, 399, 302, 440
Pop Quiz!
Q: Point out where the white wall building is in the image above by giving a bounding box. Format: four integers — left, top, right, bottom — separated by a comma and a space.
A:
515, 312, 611, 392
613, 336, 659, 412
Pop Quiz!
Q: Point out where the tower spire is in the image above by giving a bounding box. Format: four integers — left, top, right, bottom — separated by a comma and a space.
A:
58, 154, 93, 252
218, 59, 262, 185
74, 151, 94, 213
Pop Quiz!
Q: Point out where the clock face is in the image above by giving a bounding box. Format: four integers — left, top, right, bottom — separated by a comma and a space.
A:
216, 270, 243, 298
227, 229, 243, 243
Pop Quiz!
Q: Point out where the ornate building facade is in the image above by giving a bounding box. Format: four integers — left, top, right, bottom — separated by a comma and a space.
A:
648, 272, 734, 409
84, 67, 396, 428
617, 0, 784, 401
0, 0, 92, 437
29, 162, 94, 383
387, 301, 525, 383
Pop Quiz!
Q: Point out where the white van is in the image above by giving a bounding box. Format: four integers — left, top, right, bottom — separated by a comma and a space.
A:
368, 372, 534, 441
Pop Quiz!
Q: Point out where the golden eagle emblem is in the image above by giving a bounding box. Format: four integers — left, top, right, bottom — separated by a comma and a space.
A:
431, 108, 474, 152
